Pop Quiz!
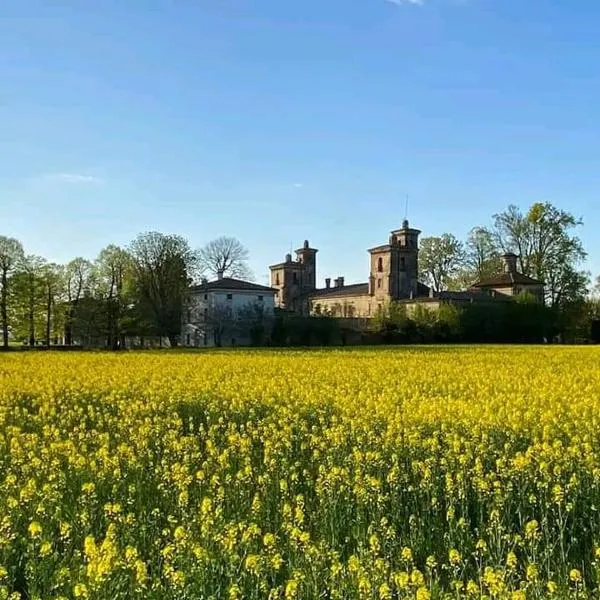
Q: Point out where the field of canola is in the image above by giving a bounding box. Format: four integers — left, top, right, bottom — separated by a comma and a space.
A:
1, 347, 600, 599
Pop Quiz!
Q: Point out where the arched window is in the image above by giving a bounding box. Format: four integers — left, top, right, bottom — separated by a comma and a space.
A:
377, 257, 383, 272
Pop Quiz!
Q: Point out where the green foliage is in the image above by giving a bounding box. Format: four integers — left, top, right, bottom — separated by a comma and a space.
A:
129, 232, 198, 346
419, 234, 465, 292
493, 202, 588, 307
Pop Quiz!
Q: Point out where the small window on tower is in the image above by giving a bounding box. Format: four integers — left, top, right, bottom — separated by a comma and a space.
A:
377, 279, 382, 289
275, 273, 280, 285
400, 257, 406, 270
377, 257, 383, 272
293, 272, 298, 284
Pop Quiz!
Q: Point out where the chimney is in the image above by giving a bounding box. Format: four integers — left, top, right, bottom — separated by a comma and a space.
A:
502, 253, 518, 274
217, 270, 224, 280
285, 253, 292, 263
201, 277, 208, 285
325, 278, 331, 289
335, 277, 345, 288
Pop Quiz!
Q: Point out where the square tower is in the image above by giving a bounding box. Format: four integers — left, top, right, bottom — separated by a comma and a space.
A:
368, 219, 421, 301
269, 240, 318, 309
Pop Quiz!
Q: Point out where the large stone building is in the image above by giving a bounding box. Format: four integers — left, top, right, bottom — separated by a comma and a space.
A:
181, 275, 277, 347
269, 219, 544, 318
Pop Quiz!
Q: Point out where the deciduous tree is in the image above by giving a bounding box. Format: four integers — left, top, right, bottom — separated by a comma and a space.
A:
198, 236, 252, 280
0, 236, 24, 348
492, 202, 588, 306
419, 234, 465, 292
129, 232, 197, 346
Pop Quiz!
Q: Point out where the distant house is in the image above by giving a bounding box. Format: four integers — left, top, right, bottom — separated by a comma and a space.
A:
470, 253, 544, 301
181, 274, 277, 347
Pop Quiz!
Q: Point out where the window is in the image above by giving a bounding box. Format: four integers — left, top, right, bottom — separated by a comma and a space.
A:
400, 257, 406, 270
186, 334, 190, 345
377, 279, 382, 289
258, 295, 264, 302
293, 272, 298, 284
204, 294, 208, 300
227, 293, 233, 300
275, 273, 280, 285
377, 257, 383, 272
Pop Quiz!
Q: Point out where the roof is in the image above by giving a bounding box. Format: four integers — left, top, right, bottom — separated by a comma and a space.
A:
307, 283, 370, 299
189, 277, 277, 294
269, 261, 302, 270
472, 272, 543, 288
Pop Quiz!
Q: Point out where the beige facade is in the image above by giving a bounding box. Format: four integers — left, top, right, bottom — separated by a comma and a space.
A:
470, 254, 544, 301
270, 220, 431, 318
269, 224, 544, 321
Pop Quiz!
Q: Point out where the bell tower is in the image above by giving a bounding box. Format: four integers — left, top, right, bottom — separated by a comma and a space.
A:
269, 240, 318, 310
368, 219, 421, 300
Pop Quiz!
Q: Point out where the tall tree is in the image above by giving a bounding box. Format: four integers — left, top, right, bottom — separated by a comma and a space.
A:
63, 258, 94, 345
129, 232, 197, 346
465, 226, 502, 282
12, 255, 47, 346
0, 236, 24, 348
419, 234, 465, 292
198, 236, 252, 280
40, 263, 63, 346
96, 245, 132, 349
492, 202, 588, 306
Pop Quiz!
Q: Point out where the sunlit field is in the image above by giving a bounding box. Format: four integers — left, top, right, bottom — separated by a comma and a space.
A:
1, 347, 600, 599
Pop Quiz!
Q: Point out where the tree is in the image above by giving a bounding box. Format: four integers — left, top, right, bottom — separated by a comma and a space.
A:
129, 232, 198, 347
465, 227, 502, 282
419, 234, 465, 292
198, 236, 252, 280
63, 258, 94, 345
40, 263, 63, 346
492, 202, 588, 307
11, 255, 47, 346
0, 236, 24, 348
593, 275, 600, 297
96, 245, 133, 349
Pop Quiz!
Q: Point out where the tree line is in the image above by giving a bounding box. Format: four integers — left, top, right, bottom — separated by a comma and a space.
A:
0, 233, 251, 349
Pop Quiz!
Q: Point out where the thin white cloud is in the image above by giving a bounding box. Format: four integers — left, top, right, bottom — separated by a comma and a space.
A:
385, 0, 424, 6
50, 173, 104, 184
292, 183, 304, 189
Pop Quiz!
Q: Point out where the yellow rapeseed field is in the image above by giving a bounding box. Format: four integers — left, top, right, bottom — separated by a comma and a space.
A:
1, 347, 600, 599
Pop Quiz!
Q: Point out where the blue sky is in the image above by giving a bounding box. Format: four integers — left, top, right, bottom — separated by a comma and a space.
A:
1, 0, 599, 286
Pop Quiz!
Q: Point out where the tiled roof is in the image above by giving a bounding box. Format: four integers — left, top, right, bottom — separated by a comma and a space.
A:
189, 278, 277, 293
472, 272, 543, 288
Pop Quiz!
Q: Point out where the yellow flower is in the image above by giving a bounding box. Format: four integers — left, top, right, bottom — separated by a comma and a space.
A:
416, 587, 430, 600
449, 549, 461, 566
506, 551, 518, 569
526, 563, 538, 581
569, 569, 582, 583
28, 522, 42, 538
401, 547, 413, 563
73, 584, 88, 598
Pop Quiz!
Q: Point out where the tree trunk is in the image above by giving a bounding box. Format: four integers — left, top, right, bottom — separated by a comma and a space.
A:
45, 289, 52, 346
1, 268, 8, 349
28, 299, 35, 347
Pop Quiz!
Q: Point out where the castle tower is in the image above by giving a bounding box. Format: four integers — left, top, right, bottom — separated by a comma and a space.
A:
368, 219, 421, 301
269, 240, 318, 309
295, 240, 318, 292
